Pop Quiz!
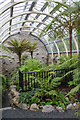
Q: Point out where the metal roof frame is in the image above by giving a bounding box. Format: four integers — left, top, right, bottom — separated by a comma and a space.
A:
0, 0, 79, 58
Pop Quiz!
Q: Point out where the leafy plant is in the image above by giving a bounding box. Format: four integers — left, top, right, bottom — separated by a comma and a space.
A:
20, 59, 42, 72
0, 74, 6, 97
19, 89, 36, 104
21, 53, 28, 65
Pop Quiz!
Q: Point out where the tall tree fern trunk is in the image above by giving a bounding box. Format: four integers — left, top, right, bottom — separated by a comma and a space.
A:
19, 53, 21, 67
31, 51, 33, 59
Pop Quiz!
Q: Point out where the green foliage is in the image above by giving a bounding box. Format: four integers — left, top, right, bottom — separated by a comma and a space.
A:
7, 38, 29, 55
20, 59, 42, 72
7, 38, 30, 66
21, 53, 28, 65
67, 84, 80, 96
75, 109, 80, 118
8, 70, 19, 86
19, 87, 70, 110
0, 43, 11, 53
19, 89, 35, 104
0, 74, 6, 97
0, 43, 15, 60
9, 54, 80, 111
28, 41, 38, 59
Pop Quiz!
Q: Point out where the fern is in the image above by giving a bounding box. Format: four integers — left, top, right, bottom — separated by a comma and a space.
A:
66, 84, 80, 96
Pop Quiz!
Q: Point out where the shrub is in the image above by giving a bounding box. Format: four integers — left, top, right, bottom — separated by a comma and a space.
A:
20, 59, 43, 72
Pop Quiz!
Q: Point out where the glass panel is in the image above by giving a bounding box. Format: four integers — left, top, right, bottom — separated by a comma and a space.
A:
53, 44, 57, 53
72, 39, 76, 51
0, 9, 10, 24
0, 0, 11, 10
56, 40, 65, 52
64, 38, 70, 51
1, 22, 9, 34
11, 30, 19, 35
46, 44, 52, 53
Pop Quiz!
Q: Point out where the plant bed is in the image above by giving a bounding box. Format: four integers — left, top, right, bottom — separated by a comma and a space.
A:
8, 85, 80, 114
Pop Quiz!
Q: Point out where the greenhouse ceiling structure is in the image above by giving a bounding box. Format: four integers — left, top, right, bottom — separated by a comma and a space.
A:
0, 0, 80, 58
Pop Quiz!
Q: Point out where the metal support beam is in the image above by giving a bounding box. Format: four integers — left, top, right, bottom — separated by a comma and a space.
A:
9, 0, 14, 34
0, 20, 47, 36
20, 2, 36, 31
20, 2, 28, 21
32, 4, 61, 32
0, 0, 37, 15
0, 11, 54, 29
54, 41, 60, 57
73, 35, 79, 55
62, 38, 68, 57
31, 2, 48, 24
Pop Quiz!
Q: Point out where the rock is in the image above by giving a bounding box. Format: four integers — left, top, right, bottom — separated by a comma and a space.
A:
42, 56, 44, 59
3, 62, 6, 64
36, 53, 39, 55
10, 89, 16, 95
73, 103, 77, 107
30, 103, 39, 111
12, 57, 15, 59
10, 85, 16, 92
11, 90, 20, 98
56, 107, 64, 112
12, 97, 19, 106
5, 69, 8, 71
10, 85, 16, 89
65, 97, 69, 101
8, 93, 13, 106
18, 103, 29, 110
42, 105, 55, 113
14, 91, 20, 97
66, 104, 73, 110
73, 102, 80, 109
40, 106, 44, 108
10, 61, 13, 63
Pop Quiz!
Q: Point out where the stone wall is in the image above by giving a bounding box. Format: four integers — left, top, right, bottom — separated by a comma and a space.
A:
1, 32, 49, 78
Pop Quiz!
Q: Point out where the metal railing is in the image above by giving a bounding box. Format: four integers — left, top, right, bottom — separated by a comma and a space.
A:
19, 69, 68, 92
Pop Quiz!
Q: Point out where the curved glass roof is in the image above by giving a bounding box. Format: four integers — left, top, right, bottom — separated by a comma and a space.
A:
0, 0, 79, 57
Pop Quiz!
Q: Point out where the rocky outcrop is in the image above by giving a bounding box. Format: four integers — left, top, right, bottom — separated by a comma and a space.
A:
8, 85, 20, 106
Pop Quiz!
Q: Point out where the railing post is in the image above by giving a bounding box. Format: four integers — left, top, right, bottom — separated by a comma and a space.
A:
19, 70, 23, 91
34, 73, 35, 89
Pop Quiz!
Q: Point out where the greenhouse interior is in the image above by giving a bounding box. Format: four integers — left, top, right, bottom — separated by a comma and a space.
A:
0, 0, 80, 119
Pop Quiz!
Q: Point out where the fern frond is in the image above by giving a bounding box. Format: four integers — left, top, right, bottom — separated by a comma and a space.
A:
66, 84, 80, 96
